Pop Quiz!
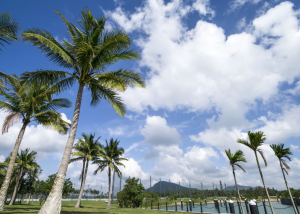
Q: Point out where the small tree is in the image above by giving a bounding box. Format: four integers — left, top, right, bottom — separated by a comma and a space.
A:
117, 177, 144, 208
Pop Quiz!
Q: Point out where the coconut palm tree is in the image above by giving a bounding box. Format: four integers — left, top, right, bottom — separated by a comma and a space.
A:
237, 131, 275, 214
225, 149, 246, 214
93, 138, 128, 209
0, 72, 71, 211
20, 9, 145, 213
69, 133, 103, 208
270, 144, 298, 214
0, 12, 20, 52
7, 148, 39, 205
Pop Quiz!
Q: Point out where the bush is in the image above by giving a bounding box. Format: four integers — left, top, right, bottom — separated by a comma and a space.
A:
117, 177, 144, 208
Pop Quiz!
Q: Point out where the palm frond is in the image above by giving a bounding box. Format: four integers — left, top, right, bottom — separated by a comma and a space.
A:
0, 12, 20, 52
2, 112, 23, 134
87, 79, 126, 116
21, 29, 75, 68
257, 149, 268, 167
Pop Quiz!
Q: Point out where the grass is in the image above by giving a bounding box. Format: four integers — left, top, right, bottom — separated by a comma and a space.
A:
3, 200, 215, 214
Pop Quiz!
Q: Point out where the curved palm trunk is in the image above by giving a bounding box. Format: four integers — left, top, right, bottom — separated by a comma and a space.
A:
0, 123, 27, 211
232, 168, 245, 214
78, 158, 86, 207
38, 83, 85, 214
255, 152, 275, 214
106, 168, 111, 209
280, 163, 298, 214
9, 167, 23, 205
75, 160, 89, 208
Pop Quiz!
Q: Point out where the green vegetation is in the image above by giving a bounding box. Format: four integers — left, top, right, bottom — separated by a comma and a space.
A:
20, 7, 145, 212
93, 138, 128, 209
70, 133, 103, 208
117, 177, 145, 208
0, 73, 71, 211
0, 12, 20, 52
2, 200, 200, 214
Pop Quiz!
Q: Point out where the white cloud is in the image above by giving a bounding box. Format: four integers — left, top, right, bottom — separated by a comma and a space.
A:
192, 0, 215, 17
229, 0, 262, 11
141, 115, 181, 146
0, 155, 5, 162
109, 1, 300, 131
108, 126, 125, 136
125, 143, 139, 154
0, 112, 70, 160
291, 145, 299, 152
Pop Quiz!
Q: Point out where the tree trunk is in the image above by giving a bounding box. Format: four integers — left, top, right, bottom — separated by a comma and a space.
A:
78, 158, 86, 207
106, 168, 111, 209
232, 168, 245, 214
38, 83, 85, 214
9, 167, 24, 205
27, 191, 31, 204
0, 123, 27, 211
280, 162, 298, 214
75, 160, 89, 208
255, 151, 275, 214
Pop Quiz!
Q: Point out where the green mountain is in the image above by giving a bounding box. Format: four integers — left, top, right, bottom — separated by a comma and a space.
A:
145, 181, 196, 193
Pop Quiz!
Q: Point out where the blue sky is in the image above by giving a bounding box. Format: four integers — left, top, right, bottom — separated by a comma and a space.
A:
1, 0, 300, 192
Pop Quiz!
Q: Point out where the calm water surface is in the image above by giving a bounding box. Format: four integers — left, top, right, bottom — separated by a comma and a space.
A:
162, 202, 299, 213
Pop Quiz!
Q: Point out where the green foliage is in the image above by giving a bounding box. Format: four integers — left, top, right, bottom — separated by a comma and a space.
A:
0, 12, 20, 52
144, 192, 160, 202
21, 9, 145, 117
35, 174, 74, 196
270, 144, 293, 175
117, 177, 145, 208
0, 72, 71, 134
93, 138, 127, 178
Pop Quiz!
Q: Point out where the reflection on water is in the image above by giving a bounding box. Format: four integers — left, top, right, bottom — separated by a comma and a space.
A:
161, 202, 299, 213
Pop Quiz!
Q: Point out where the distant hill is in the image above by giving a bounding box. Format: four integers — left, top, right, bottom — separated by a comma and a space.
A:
145, 182, 261, 192
225, 185, 261, 190
144, 181, 196, 193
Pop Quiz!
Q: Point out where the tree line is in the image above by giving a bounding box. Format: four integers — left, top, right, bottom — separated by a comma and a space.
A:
0, 8, 145, 213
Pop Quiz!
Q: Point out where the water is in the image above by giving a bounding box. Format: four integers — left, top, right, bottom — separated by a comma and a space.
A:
162, 202, 299, 213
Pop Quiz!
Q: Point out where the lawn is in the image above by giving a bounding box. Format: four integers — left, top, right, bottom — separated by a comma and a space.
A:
2, 200, 215, 214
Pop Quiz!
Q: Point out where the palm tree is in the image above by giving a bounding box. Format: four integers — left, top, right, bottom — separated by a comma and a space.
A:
93, 138, 128, 209
225, 149, 246, 214
69, 133, 103, 208
26, 166, 42, 204
20, 9, 145, 213
0, 12, 20, 52
270, 144, 298, 214
7, 149, 39, 205
237, 131, 275, 214
0, 72, 71, 211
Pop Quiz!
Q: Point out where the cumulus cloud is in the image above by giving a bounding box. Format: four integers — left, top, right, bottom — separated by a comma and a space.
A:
110, 1, 300, 131
141, 115, 181, 146
0, 155, 5, 162
0, 112, 70, 160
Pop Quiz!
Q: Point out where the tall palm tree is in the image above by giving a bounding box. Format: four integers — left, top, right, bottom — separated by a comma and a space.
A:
237, 131, 275, 214
0, 12, 20, 52
0, 72, 71, 211
270, 144, 298, 214
7, 149, 39, 205
93, 138, 128, 209
20, 9, 145, 214
69, 133, 103, 208
225, 149, 246, 214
